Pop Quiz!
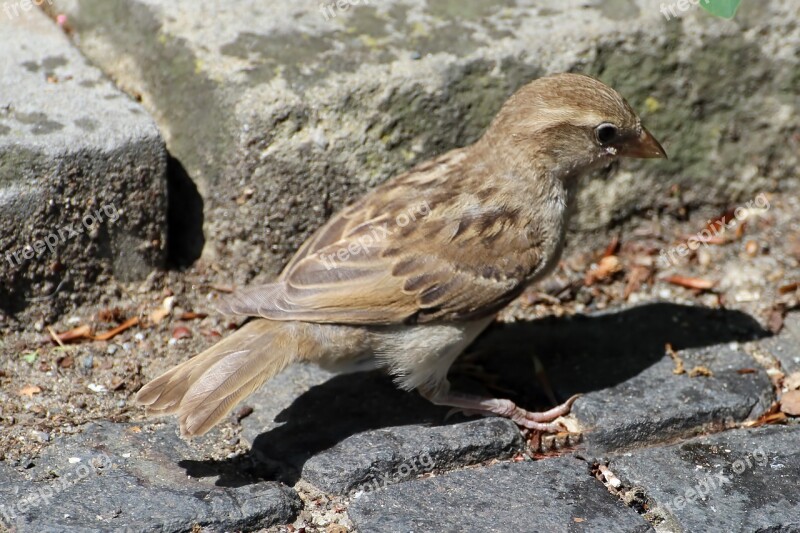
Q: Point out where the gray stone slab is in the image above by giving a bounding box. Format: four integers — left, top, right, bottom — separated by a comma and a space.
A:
572, 343, 774, 454
0, 9, 166, 317
609, 425, 800, 533
240, 364, 522, 494
756, 312, 800, 373
0, 422, 299, 532
302, 418, 521, 496
467, 303, 772, 454
53, 0, 800, 280
236, 305, 772, 491
348, 456, 653, 533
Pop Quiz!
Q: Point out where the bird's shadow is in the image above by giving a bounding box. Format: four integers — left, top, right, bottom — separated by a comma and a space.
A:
179, 302, 768, 487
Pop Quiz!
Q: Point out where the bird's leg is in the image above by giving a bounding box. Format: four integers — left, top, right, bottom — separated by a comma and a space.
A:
420, 384, 579, 433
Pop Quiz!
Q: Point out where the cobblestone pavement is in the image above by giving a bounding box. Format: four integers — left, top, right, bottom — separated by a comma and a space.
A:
1, 2, 799, 532
1, 312, 798, 532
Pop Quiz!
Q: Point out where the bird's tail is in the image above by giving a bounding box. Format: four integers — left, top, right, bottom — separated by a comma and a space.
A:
135, 319, 297, 437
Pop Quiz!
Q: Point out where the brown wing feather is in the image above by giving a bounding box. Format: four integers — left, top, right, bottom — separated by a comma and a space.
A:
217, 147, 547, 325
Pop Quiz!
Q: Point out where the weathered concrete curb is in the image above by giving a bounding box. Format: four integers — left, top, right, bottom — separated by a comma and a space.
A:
50, 0, 800, 283
0, 8, 167, 317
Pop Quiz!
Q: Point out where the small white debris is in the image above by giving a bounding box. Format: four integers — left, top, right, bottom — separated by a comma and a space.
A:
122, 453, 131, 459
68, 457, 81, 464
88, 383, 108, 393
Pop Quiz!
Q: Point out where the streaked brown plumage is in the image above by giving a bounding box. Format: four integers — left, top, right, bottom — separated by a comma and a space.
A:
136, 73, 666, 437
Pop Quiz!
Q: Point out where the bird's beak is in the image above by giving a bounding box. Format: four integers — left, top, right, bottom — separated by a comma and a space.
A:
616, 126, 667, 159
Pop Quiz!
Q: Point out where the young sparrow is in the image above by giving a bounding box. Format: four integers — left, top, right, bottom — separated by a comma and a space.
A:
137, 73, 666, 437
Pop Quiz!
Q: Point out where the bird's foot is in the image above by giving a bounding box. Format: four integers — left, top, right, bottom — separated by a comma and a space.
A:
421, 388, 580, 434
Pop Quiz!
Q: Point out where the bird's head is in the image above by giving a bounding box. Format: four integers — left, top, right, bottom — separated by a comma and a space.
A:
484, 73, 666, 180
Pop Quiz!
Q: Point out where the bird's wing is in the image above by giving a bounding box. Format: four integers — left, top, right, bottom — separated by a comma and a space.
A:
217, 149, 545, 325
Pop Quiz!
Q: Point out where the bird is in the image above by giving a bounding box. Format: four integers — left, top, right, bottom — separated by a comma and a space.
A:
136, 73, 666, 437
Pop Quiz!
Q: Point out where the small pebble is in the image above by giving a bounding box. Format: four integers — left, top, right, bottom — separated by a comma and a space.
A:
32, 431, 50, 443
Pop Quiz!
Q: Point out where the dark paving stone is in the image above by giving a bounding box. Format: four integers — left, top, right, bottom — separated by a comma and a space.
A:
572, 343, 774, 454
302, 418, 521, 496
229, 304, 769, 492
0, 422, 299, 532
609, 424, 800, 532
757, 312, 800, 373
348, 456, 653, 533
238, 364, 522, 493
471, 304, 772, 454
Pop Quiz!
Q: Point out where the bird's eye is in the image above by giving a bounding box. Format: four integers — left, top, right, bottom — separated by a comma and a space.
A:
595, 123, 619, 145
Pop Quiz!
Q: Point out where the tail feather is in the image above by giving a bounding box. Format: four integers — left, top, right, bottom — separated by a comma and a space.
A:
135, 319, 296, 437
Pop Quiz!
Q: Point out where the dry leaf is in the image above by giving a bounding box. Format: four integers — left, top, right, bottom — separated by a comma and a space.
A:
94, 317, 139, 342
51, 324, 93, 343
209, 284, 234, 293
110, 376, 125, 391
767, 305, 787, 334
234, 405, 254, 422
624, 264, 652, 300
585, 256, 623, 285
149, 296, 175, 324
97, 307, 125, 323
663, 275, 716, 291
688, 366, 713, 378
172, 326, 192, 340
735, 221, 748, 240
597, 464, 622, 488
779, 390, 800, 416
784, 372, 800, 391
602, 236, 620, 258
179, 312, 208, 321
779, 282, 800, 295
666, 343, 685, 375
19, 385, 42, 397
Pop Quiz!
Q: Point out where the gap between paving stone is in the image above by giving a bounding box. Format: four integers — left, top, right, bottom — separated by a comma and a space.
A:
601, 424, 800, 532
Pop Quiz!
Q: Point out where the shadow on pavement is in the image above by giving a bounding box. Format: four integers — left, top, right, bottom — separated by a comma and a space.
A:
180, 302, 769, 487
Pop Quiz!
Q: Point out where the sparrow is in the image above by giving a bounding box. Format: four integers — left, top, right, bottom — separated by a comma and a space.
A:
136, 73, 666, 437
